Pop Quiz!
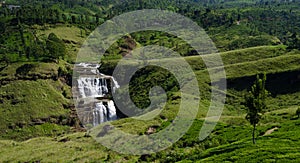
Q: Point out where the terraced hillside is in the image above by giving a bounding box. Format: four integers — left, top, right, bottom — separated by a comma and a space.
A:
0, 106, 299, 162
1, 40, 299, 162
1, 0, 300, 161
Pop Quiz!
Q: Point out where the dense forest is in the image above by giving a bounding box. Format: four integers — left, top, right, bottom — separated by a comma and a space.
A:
1, 0, 300, 63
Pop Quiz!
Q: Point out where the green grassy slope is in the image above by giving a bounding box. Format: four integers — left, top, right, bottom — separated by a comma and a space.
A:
1, 0, 300, 161
0, 25, 83, 140
99, 44, 300, 115
0, 24, 299, 161
196, 121, 300, 162
0, 61, 74, 140
0, 106, 299, 162
37, 25, 89, 62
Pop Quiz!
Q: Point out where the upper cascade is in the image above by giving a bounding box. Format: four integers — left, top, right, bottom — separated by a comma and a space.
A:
74, 63, 120, 99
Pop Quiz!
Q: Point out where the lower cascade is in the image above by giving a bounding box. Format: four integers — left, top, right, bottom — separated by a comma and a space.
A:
93, 101, 117, 126
73, 63, 120, 128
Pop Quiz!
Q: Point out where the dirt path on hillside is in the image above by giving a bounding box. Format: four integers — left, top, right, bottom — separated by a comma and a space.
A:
263, 127, 279, 136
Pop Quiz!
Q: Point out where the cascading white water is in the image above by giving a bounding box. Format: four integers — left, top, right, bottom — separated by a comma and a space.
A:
107, 100, 117, 121
92, 101, 118, 126
77, 77, 109, 98
93, 102, 107, 126
75, 63, 120, 127
111, 77, 120, 93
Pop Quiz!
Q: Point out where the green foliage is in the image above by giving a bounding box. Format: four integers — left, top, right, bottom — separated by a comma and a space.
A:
1, 0, 300, 63
0, 111, 299, 162
286, 32, 300, 50
245, 73, 268, 144
191, 119, 300, 162
0, 0, 300, 161
296, 107, 300, 119
15, 63, 36, 76
1, 123, 70, 141
46, 33, 66, 60
0, 62, 72, 140
129, 65, 179, 109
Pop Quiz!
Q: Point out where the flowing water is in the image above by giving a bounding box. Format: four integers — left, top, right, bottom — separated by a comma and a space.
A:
74, 63, 120, 127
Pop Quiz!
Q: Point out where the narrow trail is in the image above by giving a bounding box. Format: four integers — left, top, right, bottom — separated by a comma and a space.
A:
263, 127, 279, 136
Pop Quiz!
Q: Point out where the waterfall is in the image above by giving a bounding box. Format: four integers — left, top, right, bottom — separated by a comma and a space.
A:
77, 77, 109, 98
107, 100, 117, 121
112, 77, 120, 93
75, 62, 120, 127
92, 101, 117, 126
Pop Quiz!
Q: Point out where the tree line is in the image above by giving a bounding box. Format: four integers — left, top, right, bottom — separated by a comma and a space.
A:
1, 0, 300, 64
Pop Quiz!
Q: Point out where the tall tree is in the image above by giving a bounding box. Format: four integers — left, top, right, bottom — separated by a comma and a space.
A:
245, 73, 268, 144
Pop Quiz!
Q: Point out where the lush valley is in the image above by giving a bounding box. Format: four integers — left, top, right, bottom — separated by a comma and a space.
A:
0, 0, 300, 162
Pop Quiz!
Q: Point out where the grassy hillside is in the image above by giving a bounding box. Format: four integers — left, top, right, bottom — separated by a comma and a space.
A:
36, 25, 89, 62
0, 61, 74, 140
196, 120, 300, 162
0, 24, 92, 141
0, 106, 299, 162
1, 0, 300, 161
2, 42, 299, 161
1, 22, 299, 159
99, 44, 300, 113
